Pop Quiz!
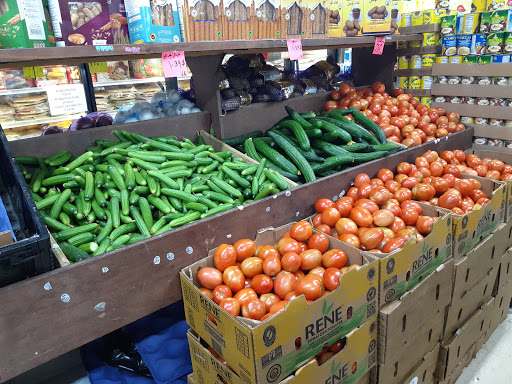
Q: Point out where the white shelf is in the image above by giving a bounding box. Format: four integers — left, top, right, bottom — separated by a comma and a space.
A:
0, 88, 49, 96
0, 113, 86, 129
92, 76, 191, 87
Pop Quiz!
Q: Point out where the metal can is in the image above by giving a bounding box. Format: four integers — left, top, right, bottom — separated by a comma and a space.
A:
449, 55, 462, 63
492, 55, 510, 62
423, 33, 439, 46
477, 55, 493, 64
423, 10, 441, 24
436, 56, 450, 63
412, 11, 423, 26
491, 98, 506, 106
493, 76, 508, 85
505, 120, 512, 127
441, 15, 457, 36
422, 54, 436, 67
409, 76, 421, 89
409, 55, 423, 69
461, 76, 475, 84
477, 76, 492, 85
461, 116, 475, 123
402, 13, 412, 27
462, 55, 478, 63
436, 75, 449, 84
442, 35, 457, 55
504, 32, 512, 54
450, 96, 462, 103
473, 136, 488, 144
477, 97, 491, 106
508, 99, 512, 106
463, 96, 476, 104
471, 33, 488, 55
420, 97, 432, 107
490, 118, 505, 126
448, 76, 462, 84
487, 32, 505, 54
421, 76, 433, 89
488, 139, 504, 147
398, 56, 411, 69
462, 13, 480, 34
475, 117, 489, 124
434, 96, 448, 103
457, 35, 472, 55
399, 77, 409, 89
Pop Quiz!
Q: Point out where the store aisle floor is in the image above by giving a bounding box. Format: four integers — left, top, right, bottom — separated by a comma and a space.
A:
456, 311, 512, 384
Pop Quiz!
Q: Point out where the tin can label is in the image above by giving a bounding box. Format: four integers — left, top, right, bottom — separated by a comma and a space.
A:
422, 54, 436, 67
457, 35, 472, 55
442, 35, 457, 55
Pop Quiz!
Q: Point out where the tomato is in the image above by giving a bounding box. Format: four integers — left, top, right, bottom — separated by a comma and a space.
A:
334, 218, 357, 236
454, 179, 474, 197
477, 198, 490, 207
316, 224, 333, 236
269, 300, 288, 315
370, 103, 382, 115
259, 293, 280, 312
502, 165, 512, 175
370, 178, 385, 189
321, 207, 342, 227
223, 266, 246, 292
310, 267, 326, 280
233, 288, 257, 307
502, 174, 512, 181
490, 160, 505, 172
198, 267, 223, 290
331, 90, 341, 101
307, 233, 330, 253
391, 88, 404, 97
357, 183, 373, 200
219, 298, 241, 317
359, 228, 384, 250
354, 173, 371, 188
278, 252, 300, 273
295, 274, 324, 301
428, 109, 439, 122
240, 257, 263, 278
354, 198, 379, 214
284, 291, 300, 302
338, 234, 361, 248
486, 170, 501, 180
382, 236, 407, 253
263, 255, 282, 277
315, 198, 335, 213
242, 298, 267, 320
213, 244, 237, 272
399, 208, 419, 226
294, 270, 306, 281
274, 271, 297, 299
276, 237, 302, 256
369, 187, 391, 205
335, 200, 353, 217
299, 249, 323, 270
436, 128, 449, 138
376, 169, 393, 183
468, 189, 488, 204
385, 180, 401, 194
312, 213, 323, 228
199, 287, 213, 300
395, 188, 413, 203
322, 249, 348, 269
447, 112, 459, 123
325, 100, 338, 111
212, 285, 233, 304
397, 162, 413, 174
438, 192, 462, 210
289, 221, 313, 242
389, 217, 406, 233
323, 267, 342, 291
415, 156, 429, 169
350, 206, 373, 227
416, 216, 435, 235
436, 116, 449, 127
340, 83, 353, 96
373, 209, 395, 227
249, 274, 272, 295
381, 201, 401, 216
347, 187, 359, 200
257, 245, 280, 261
401, 176, 419, 190
444, 165, 461, 178
466, 155, 483, 168
401, 200, 423, 215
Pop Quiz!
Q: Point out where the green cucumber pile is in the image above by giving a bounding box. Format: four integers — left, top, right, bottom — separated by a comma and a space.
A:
16, 130, 290, 263
223, 106, 403, 183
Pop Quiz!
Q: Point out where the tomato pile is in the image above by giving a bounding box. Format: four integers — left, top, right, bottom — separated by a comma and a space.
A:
197, 223, 360, 321
456, 152, 512, 182
326, 82, 465, 147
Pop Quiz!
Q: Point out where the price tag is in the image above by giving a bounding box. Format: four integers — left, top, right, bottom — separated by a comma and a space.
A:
162, 51, 188, 78
46, 84, 88, 116
33, 66, 44, 78
373, 36, 385, 55
95, 45, 113, 52
124, 46, 140, 53
89, 62, 108, 73
286, 39, 303, 61
23, 67, 35, 79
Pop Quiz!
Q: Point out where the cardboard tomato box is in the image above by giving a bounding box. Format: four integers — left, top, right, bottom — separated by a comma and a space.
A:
180, 222, 379, 384
436, 298, 494, 382
187, 318, 377, 384
449, 174, 506, 260
497, 247, 512, 290
490, 279, 512, 333
364, 203, 453, 307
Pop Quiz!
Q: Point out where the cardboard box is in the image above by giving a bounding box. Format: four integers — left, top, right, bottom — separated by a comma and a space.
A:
326, 0, 342, 37
361, 0, 390, 35
442, 267, 497, 340
490, 279, 512, 332
188, 318, 377, 384
182, 0, 224, 41
389, 0, 400, 34
436, 298, 494, 381
370, 344, 439, 384
497, 248, 512, 290
125, 0, 182, 43
181, 222, 379, 384
107, 0, 130, 44
255, 0, 281, 38
49, 0, 113, 46
341, 0, 362, 36
280, 0, 307, 38
435, 340, 477, 384
376, 261, 453, 381
0, 0, 55, 48
306, 0, 328, 38
449, 174, 506, 259
224, 0, 257, 39
365, 203, 453, 307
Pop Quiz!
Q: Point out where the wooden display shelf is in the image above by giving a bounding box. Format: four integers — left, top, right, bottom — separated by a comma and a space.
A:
398, 24, 441, 35
431, 102, 512, 120
431, 83, 511, 98
432, 63, 512, 77
0, 35, 421, 68
394, 68, 432, 77
396, 46, 441, 56
468, 124, 512, 140
0, 124, 473, 382
406, 88, 432, 97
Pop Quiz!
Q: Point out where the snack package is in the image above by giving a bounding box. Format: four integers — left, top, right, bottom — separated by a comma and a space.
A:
182, 0, 224, 41
126, 0, 182, 43
255, 0, 281, 38
281, 0, 307, 38
108, 0, 129, 44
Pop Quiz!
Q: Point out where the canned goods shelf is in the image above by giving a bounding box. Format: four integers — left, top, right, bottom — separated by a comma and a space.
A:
469, 124, 512, 141
394, 68, 432, 77
431, 102, 512, 120
431, 83, 512, 99
432, 63, 512, 77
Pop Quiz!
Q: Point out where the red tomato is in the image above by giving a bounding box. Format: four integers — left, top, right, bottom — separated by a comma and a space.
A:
299, 249, 323, 270
443, 165, 461, 178
354, 198, 379, 214
378, 169, 394, 183
240, 257, 263, 278
325, 100, 338, 111
308, 233, 330, 253
486, 170, 501, 180
251, 274, 273, 295
274, 271, 297, 299
323, 267, 342, 291
198, 267, 223, 290
350, 206, 373, 227
397, 162, 413, 174
331, 90, 341, 101
382, 236, 407, 253
373, 209, 395, 227
219, 298, 241, 317
259, 293, 280, 312
315, 198, 335, 213
321, 207, 342, 227
338, 234, 361, 248
369, 187, 391, 205
438, 192, 462, 209
394, 188, 413, 203
316, 224, 333, 236
242, 298, 267, 320
262, 255, 282, 277
322, 249, 348, 269
354, 173, 371, 187
335, 200, 353, 217
357, 183, 373, 200
212, 285, 233, 304
295, 274, 324, 301
223, 266, 246, 292
257, 245, 280, 260
335, 218, 358, 236
276, 237, 302, 256
347, 187, 359, 200
312, 213, 323, 227
281, 252, 301, 273
309, 266, 326, 280
400, 208, 419, 226
233, 288, 257, 306
389, 217, 406, 233
360, 228, 385, 250
416, 216, 435, 235
391, 88, 404, 97
289, 221, 313, 242
199, 287, 213, 300
385, 180, 401, 194
214, 244, 237, 272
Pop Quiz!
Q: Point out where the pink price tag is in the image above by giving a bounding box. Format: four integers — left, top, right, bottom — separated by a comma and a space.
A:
287, 39, 303, 61
372, 37, 385, 55
162, 51, 188, 78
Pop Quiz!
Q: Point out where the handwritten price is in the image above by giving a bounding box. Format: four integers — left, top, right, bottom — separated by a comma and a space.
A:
162, 51, 188, 78
287, 39, 303, 61
372, 36, 385, 55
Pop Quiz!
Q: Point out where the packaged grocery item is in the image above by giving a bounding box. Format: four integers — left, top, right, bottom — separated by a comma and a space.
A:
409, 76, 420, 89
487, 32, 505, 53
436, 55, 450, 63
421, 76, 433, 89
490, 97, 506, 105
49, 0, 113, 46
0, 0, 55, 48
477, 55, 493, 63
461, 116, 475, 123
108, 0, 129, 44
92, 61, 130, 82
441, 14, 456, 35
493, 76, 508, 84
450, 96, 462, 103
463, 96, 476, 104
399, 76, 409, 89
436, 75, 449, 83
463, 55, 478, 62
504, 32, 512, 53
130, 59, 164, 78
422, 54, 436, 67
421, 96, 432, 107
448, 75, 462, 84
362, 0, 391, 35
402, 12, 412, 27
488, 138, 504, 146
477, 97, 491, 105
341, 0, 362, 36
457, 34, 472, 54
183, 0, 223, 41
473, 0, 486, 11
486, 0, 510, 10
490, 118, 505, 125
472, 33, 488, 54
437, 0, 450, 9
409, 55, 422, 69
389, 0, 400, 35
449, 55, 462, 62
492, 54, 511, 62
475, 117, 489, 124
506, 98, 512, 106
325, 0, 342, 37
423, 32, 439, 46
224, 0, 257, 40
462, 12, 480, 34
479, 10, 508, 33
473, 136, 488, 144
461, 75, 475, 84
504, 140, 512, 147
505, 120, 512, 127
398, 56, 411, 69
423, 9, 441, 24
36, 66, 70, 86
443, 35, 457, 55
411, 10, 422, 25
434, 95, 449, 102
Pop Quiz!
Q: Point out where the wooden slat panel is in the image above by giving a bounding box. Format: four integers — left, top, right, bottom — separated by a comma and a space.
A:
469, 124, 512, 140
432, 63, 512, 77
396, 46, 441, 56
406, 89, 432, 97
394, 68, 432, 77
399, 24, 440, 34
431, 103, 512, 120
431, 83, 511, 98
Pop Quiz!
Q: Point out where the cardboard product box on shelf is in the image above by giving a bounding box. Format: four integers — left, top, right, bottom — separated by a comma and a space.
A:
442, 266, 497, 340
255, 0, 280, 38
280, 0, 307, 38
436, 298, 494, 381
306, 0, 328, 38
125, 0, 182, 43
107, 0, 129, 44
341, 0, 362, 36
326, 0, 342, 37
0, 0, 55, 48
361, 0, 390, 35
48, 0, 113, 46
129, 59, 164, 78
370, 344, 440, 384
449, 174, 506, 260
364, 202, 452, 308
180, 222, 379, 384
389, 0, 400, 34
224, 0, 257, 40
187, 318, 377, 384
182, 0, 224, 41
497, 247, 512, 290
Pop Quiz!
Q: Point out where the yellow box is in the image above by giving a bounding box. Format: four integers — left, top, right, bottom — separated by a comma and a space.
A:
362, 0, 391, 35
188, 319, 377, 384
390, 0, 400, 34
423, 8, 442, 23
326, 0, 343, 37
411, 10, 423, 25
281, 0, 308, 38
342, 0, 363, 36
181, 223, 379, 384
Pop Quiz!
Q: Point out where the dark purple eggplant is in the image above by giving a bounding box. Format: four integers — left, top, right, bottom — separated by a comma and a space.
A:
41, 126, 64, 135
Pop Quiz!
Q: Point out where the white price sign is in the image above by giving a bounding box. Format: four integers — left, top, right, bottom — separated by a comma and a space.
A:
46, 85, 88, 116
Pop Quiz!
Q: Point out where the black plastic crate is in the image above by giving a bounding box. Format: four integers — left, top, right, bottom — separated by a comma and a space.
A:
0, 129, 53, 287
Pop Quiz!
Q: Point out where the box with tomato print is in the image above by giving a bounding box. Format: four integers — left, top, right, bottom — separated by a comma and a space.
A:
187, 317, 377, 384
180, 221, 379, 384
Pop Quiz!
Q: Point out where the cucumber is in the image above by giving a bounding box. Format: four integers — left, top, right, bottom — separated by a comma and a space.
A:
200, 204, 235, 219
244, 139, 263, 162
59, 242, 91, 262
277, 120, 311, 151
349, 107, 387, 144
278, 134, 325, 163
263, 169, 289, 190
253, 138, 299, 175
50, 189, 72, 220
312, 140, 351, 157
352, 151, 389, 163
222, 131, 264, 147
339, 143, 372, 152
372, 142, 403, 151
285, 106, 313, 128
310, 119, 353, 143
130, 206, 151, 238
68, 232, 95, 247
54, 223, 99, 241
310, 155, 354, 173
303, 128, 323, 138
42, 215, 70, 231
318, 114, 368, 140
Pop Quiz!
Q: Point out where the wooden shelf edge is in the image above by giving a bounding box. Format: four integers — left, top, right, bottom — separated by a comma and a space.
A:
431, 102, 512, 120
406, 88, 432, 96
399, 24, 441, 34
468, 124, 512, 140
431, 83, 512, 98
394, 68, 433, 77
396, 46, 441, 56
432, 63, 512, 77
